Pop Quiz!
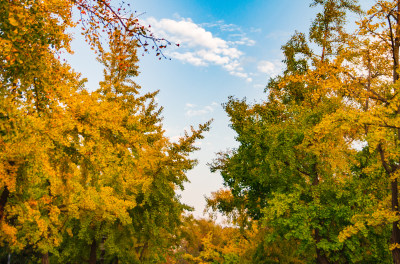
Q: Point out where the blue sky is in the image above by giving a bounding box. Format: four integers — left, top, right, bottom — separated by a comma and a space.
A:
67, 0, 373, 218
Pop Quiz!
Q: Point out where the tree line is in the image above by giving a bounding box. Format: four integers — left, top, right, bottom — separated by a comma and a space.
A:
4, 0, 400, 263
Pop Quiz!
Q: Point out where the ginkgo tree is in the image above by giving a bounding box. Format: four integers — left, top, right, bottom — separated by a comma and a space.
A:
1, 0, 209, 263
209, 0, 393, 263
314, 1, 400, 263
43, 30, 210, 263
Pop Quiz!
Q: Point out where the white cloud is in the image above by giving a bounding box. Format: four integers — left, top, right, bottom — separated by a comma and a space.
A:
230, 71, 247, 78
230, 37, 256, 46
228, 34, 256, 46
198, 50, 230, 65
257, 60, 282, 77
185, 103, 196, 108
185, 102, 218, 117
223, 61, 241, 71
143, 17, 252, 81
258, 61, 275, 74
227, 71, 252, 82
146, 17, 228, 50
201, 20, 241, 32
250, 27, 262, 33
171, 52, 207, 66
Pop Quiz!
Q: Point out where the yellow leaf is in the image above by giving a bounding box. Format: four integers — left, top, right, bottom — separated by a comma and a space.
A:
9, 17, 18, 26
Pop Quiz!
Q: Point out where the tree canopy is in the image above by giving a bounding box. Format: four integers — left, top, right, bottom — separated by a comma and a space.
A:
209, 0, 400, 263
1, 0, 208, 263
6, 0, 400, 263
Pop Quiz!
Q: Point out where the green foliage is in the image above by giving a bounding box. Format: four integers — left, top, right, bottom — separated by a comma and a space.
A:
209, 0, 397, 263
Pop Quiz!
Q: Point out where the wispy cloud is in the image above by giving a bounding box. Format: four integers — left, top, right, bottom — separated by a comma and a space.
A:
201, 20, 241, 32
229, 37, 255, 46
230, 72, 252, 82
144, 17, 253, 81
250, 27, 262, 33
257, 60, 283, 77
185, 102, 219, 117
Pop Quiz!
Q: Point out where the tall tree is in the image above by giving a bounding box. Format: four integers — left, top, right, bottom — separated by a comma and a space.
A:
1, 0, 207, 262
209, 1, 392, 263
318, 1, 400, 263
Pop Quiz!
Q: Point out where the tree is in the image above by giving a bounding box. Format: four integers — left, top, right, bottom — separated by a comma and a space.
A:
1, 0, 208, 262
316, 1, 400, 263
209, 1, 393, 263
171, 215, 264, 264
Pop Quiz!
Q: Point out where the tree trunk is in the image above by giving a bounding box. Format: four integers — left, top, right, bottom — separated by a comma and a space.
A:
378, 143, 400, 263
316, 252, 330, 264
391, 2, 400, 263
314, 223, 330, 264
313, 232, 331, 264
100, 236, 106, 264
0, 186, 9, 221
139, 242, 148, 261
311, 162, 330, 264
392, 179, 400, 264
42, 253, 50, 264
89, 239, 97, 264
